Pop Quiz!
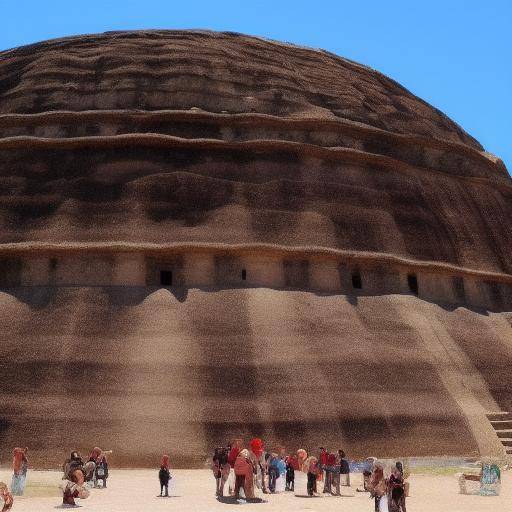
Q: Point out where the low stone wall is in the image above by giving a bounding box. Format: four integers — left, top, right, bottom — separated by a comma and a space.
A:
0, 246, 511, 311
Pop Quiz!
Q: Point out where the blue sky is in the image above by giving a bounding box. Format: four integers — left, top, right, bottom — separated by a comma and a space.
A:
1, 0, 511, 173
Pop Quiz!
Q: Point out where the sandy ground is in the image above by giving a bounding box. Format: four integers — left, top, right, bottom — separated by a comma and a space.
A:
1, 469, 511, 512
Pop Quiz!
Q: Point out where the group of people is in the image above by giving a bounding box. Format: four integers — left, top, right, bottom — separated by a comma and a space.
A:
362, 458, 408, 512
61, 447, 111, 506
211, 439, 353, 501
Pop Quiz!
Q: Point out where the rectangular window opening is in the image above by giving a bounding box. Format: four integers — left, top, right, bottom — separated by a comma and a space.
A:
407, 273, 418, 295
160, 270, 173, 286
351, 271, 362, 289
241, 269, 247, 281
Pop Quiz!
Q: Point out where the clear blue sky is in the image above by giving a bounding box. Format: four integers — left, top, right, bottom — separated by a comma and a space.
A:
2, 0, 511, 173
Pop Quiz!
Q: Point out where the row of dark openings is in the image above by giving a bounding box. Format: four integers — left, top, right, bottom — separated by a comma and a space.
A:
159, 269, 419, 294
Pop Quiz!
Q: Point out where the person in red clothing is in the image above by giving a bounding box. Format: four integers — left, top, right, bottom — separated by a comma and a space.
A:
227, 439, 242, 495
319, 447, 328, 492
11, 447, 28, 496
234, 449, 255, 499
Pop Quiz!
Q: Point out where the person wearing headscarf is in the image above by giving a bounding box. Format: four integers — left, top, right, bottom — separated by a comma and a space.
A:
11, 447, 28, 496
0, 482, 13, 512
234, 449, 255, 499
159, 454, 171, 497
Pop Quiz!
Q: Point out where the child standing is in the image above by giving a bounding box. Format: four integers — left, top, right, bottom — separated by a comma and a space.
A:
158, 455, 171, 497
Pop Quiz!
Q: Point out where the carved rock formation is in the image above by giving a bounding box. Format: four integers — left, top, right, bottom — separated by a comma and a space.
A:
0, 31, 511, 467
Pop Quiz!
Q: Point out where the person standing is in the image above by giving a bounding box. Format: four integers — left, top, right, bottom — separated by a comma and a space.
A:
158, 454, 171, 497
319, 447, 328, 492
306, 457, 319, 496
234, 449, 255, 499
11, 447, 28, 496
339, 450, 350, 487
285, 457, 295, 491
95, 456, 109, 488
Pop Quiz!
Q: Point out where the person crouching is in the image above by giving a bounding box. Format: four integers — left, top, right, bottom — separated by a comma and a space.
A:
61, 469, 90, 506
0, 482, 13, 512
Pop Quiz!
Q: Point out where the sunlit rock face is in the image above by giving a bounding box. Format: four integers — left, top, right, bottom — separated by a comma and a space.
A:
0, 31, 511, 467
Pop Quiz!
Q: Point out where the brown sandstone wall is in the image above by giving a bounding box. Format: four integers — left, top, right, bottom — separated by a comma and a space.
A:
0, 287, 488, 468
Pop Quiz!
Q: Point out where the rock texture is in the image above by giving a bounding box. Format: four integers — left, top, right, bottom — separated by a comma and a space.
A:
0, 31, 511, 466
0, 30, 510, 273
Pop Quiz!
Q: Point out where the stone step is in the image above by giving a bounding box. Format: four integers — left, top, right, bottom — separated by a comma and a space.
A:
496, 430, 512, 438
487, 412, 512, 422
501, 439, 512, 447
506, 449, 512, 455
489, 420, 512, 430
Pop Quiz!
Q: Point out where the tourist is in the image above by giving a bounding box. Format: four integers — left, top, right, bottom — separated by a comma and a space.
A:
323, 451, 336, 494
227, 439, 242, 495
275, 456, 286, 493
339, 449, 350, 487
63, 451, 84, 479
234, 449, 255, 499
0, 483, 13, 512
306, 456, 319, 496
388, 463, 406, 512
249, 438, 267, 494
357, 457, 375, 492
61, 468, 90, 506
285, 457, 295, 491
87, 447, 112, 485
95, 455, 109, 488
267, 454, 279, 493
212, 447, 230, 497
331, 452, 341, 496
319, 447, 328, 492
368, 461, 387, 511
297, 448, 308, 472
158, 454, 171, 497
11, 447, 28, 496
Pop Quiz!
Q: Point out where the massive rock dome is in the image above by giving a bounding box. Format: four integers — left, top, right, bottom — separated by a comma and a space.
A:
0, 31, 511, 467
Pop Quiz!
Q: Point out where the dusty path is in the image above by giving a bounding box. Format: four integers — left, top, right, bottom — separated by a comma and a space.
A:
1, 469, 511, 512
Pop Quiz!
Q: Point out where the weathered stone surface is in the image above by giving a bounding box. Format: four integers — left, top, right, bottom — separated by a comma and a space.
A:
0, 31, 511, 466
0, 30, 510, 273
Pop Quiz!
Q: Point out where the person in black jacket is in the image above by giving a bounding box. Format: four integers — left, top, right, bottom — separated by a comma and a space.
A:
158, 455, 171, 497
285, 459, 295, 491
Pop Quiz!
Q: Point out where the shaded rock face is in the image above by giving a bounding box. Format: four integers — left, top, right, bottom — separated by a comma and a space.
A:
0, 30, 510, 273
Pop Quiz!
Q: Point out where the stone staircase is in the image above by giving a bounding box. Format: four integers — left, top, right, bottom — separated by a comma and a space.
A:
487, 412, 512, 455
